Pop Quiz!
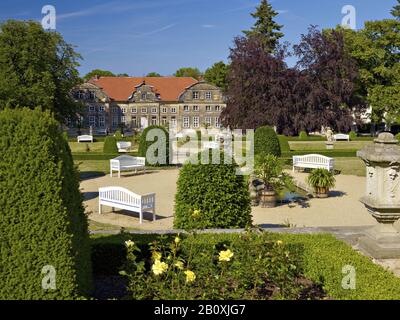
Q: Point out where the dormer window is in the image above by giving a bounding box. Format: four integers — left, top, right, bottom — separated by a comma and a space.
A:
89, 91, 96, 100
205, 92, 212, 100
141, 93, 146, 100
77, 90, 85, 99
192, 91, 199, 100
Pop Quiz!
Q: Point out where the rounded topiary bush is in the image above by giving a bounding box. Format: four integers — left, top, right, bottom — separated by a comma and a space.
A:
0, 108, 92, 299
299, 131, 308, 140
349, 131, 357, 141
138, 125, 169, 166
396, 133, 400, 142
254, 126, 281, 157
278, 135, 290, 153
103, 136, 118, 153
174, 151, 252, 230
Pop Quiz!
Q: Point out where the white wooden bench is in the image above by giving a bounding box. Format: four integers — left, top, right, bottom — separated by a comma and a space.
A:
110, 155, 146, 178
117, 141, 132, 153
293, 154, 334, 172
77, 135, 93, 143
333, 134, 350, 141
98, 186, 155, 224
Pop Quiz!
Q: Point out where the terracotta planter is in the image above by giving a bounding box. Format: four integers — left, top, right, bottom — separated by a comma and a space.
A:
260, 190, 277, 208
315, 187, 329, 198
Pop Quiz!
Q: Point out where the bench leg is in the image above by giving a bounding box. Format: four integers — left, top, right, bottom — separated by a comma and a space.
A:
139, 210, 143, 224
153, 207, 156, 222
118, 169, 121, 178
99, 203, 102, 214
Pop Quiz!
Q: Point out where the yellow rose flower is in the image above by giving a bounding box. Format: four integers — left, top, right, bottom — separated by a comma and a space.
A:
174, 261, 184, 270
152, 251, 162, 261
276, 240, 284, 246
174, 236, 181, 244
184, 270, 196, 283
219, 249, 234, 262
152, 260, 168, 276
124, 240, 135, 248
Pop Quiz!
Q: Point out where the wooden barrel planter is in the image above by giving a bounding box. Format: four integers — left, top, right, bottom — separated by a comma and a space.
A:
260, 190, 277, 208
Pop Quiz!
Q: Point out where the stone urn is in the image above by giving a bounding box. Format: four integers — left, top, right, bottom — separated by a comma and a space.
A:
357, 132, 400, 258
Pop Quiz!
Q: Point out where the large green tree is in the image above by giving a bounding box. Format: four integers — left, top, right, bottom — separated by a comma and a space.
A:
146, 72, 162, 77
0, 20, 82, 122
174, 67, 202, 80
243, 0, 284, 52
341, 18, 400, 123
83, 69, 116, 81
204, 61, 229, 91
392, 0, 400, 19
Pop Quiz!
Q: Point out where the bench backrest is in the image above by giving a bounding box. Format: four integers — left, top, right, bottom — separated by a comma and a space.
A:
111, 156, 145, 167
99, 186, 141, 207
78, 135, 93, 141
117, 141, 132, 148
334, 134, 349, 140
293, 154, 333, 164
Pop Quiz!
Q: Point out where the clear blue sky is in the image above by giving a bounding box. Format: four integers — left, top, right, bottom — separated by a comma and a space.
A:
0, 0, 397, 77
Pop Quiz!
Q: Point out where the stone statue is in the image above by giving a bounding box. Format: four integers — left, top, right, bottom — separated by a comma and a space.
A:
326, 128, 333, 142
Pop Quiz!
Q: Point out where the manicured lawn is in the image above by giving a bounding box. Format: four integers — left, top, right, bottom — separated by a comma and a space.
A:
75, 160, 110, 175
334, 157, 366, 176
289, 141, 372, 151
69, 142, 105, 153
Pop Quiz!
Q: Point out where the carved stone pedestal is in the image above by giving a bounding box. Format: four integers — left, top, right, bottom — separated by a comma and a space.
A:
357, 133, 400, 259
325, 141, 334, 150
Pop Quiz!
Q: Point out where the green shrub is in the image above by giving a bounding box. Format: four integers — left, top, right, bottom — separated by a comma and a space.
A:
114, 130, 123, 141
123, 233, 302, 300
299, 131, 308, 139
138, 125, 169, 166
278, 135, 291, 152
174, 152, 251, 230
103, 136, 118, 153
254, 126, 281, 157
0, 108, 92, 299
349, 131, 357, 141
395, 133, 400, 142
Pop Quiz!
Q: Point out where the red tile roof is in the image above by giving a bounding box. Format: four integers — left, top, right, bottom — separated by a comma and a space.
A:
89, 76, 198, 101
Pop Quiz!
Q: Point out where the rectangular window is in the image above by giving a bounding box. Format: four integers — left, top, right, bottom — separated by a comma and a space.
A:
151, 107, 157, 114
171, 107, 177, 113
183, 117, 190, 128
192, 91, 199, 100
205, 116, 212, 126
112, 106, 118, 113
206, 105, 211, 112
131, 107, 137, 113
89, 116, 96, 127
151, 116, 158, 125
141, 93, 147, 100
161, 116, 168, 126
193, 105, 199, 112
215, 117, 221, 128
184, 105, 189, 112
205, 92, 212, 100
161, 107, 167, 113
141, 107, 147, 113
89, 91, 96, 100
99, 116, 105, 128
77, 90, 85, 99
112, 117, 118, 127
121, 107, 127, 113
99, 105, 105, 113
131, 116, 137, 127
193, 116, 199, 128
170, 117, 177, 128
89, 105, 95, 112
215, 105, 221, 112
121, 116, 126, 124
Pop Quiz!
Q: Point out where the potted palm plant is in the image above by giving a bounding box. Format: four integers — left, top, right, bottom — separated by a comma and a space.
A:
254, 154, 294, 208
307, 168, 336, 198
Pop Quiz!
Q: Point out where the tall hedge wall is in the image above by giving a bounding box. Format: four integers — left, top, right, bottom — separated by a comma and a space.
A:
138, 125, 169, 166
254, 126, 281, 157
0, 108, 92, 299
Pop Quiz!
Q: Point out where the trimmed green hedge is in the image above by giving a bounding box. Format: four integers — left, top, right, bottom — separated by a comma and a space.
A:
72, 153, 137, 161
138, 125, 169, 166
174, 151, 251, 230
90, 232, 400, 300
254, 126, 281, 156
0, 108, 92, 299
278, 135, 291, 152
299, 131, 308, 139
103, 136, 118, 154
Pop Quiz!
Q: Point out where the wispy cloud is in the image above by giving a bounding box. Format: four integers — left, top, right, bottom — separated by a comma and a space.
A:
277, 10, 289, 14
130, 24, 177, 38
201, 24, 216, 28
